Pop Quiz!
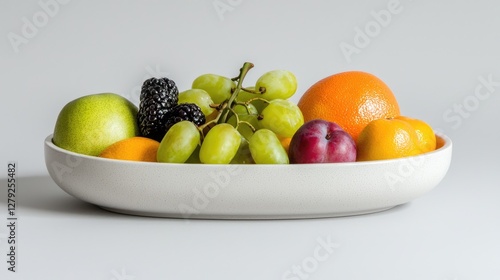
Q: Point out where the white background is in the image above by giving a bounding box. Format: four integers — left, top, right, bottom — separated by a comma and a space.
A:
1, 0, 499, 279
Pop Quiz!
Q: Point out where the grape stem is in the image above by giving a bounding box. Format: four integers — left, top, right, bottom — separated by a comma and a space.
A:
230, 108, 240, 129
198, 101, 229, 140
239, 121, 257, 133
240, 87, 265, 94
245, 97, 270, 105
234, 101, 256, 115
218, 62, 254, 124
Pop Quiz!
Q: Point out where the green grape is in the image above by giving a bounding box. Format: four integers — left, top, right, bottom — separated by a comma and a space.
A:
157, 121, 200, 163
185, 145, 201, 163
229, 104, 259, 137
227, 103, 260, 141
232, 103, 258, 115
199, 123, 241, 164
236, 86, 269, 112
192, 74, 236, 104
251, 99, 269, 113
230, 135, 254, 164
249, 129, 289, 164
228, 115, 259, 141
255, 70, 297, 100
259, 99, 304, 138
178, 89, 215, 117
236, 86, 259, 102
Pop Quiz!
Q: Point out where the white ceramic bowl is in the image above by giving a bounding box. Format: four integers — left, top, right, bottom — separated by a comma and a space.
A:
44, 134, 452, 219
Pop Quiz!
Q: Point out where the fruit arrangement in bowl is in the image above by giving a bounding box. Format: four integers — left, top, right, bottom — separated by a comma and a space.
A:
44, 62, 452, 219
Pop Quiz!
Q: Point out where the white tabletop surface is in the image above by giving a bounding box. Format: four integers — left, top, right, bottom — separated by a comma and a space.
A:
1, 159, 499, 279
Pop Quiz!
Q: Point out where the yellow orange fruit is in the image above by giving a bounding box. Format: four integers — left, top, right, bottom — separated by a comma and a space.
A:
356, 118, 422, 161
98, 137, 160, 162
297, 71, 400, 142
280, 137, 292, 154
436, 135, 445, 149
394, 116, 436, 153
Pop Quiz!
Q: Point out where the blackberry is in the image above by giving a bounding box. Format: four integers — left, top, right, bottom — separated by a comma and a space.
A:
137, 77, 179, 141
164, 103, 206, 132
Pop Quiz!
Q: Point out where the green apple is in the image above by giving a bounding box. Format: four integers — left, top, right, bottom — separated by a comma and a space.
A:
52, 93, 139, 156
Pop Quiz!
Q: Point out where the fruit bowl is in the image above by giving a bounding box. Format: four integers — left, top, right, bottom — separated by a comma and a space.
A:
44, 134, 452, 219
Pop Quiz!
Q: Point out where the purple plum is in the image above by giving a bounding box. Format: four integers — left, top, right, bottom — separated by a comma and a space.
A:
289, 119, 357, 163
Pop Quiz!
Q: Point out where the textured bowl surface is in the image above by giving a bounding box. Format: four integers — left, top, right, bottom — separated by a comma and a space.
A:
44, 134, 452, 219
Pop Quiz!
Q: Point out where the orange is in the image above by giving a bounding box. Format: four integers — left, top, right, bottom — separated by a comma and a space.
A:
356, 116, 437, 161
280, 137, 292, 154
98, 136, 160, 162
356, 118, 422, 161
394, 116, 436, 153
436, 135, 445, 149
298, 71, 400, 142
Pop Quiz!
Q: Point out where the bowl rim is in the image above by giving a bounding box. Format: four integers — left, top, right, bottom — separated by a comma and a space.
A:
44, 133, 452, 167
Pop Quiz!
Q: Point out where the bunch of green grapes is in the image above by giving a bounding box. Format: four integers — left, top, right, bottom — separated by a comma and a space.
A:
157, 62, 303, 164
